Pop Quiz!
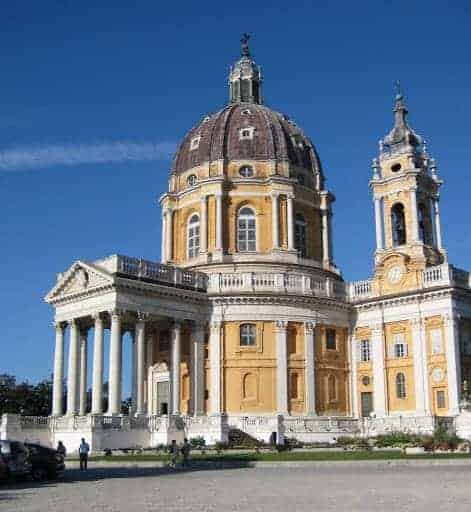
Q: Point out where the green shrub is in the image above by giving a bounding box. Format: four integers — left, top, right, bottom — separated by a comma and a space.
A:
190, 436, 206, 449
215, 441, 228, 454
374, 432, 416, 448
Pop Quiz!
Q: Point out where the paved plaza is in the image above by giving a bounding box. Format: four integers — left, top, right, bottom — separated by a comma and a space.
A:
1, 463, 470, 511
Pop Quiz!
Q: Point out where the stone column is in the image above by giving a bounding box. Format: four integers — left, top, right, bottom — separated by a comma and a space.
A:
108, 310, 122, 415
200, 195, 207, 253
191, 322, 205, 416
170, 322, 182, 415
286, 194, 295, 251
209, 321, 221, 415
304, 322, 316, 416
411, 317, 427, 415
91, 313, 104, 415
271, 192, 280, 250
146, 331, 156, 416
130, 330, 137, 415
161, 208, 167, 263
371, 324, 386, 417
66, 319, 80, 415
374, 197, 384, 250
410, 187, 419, 241
79, 329, 88, 416
349, 329, 359, 418
433, 198, 443, 249
136, 314, 146, 416
215, 193, 223, 252
165, 209, 173, 263
321, 209, 330, 264
52, 322, 65, 416
275, 320, 289, 415
445, 313, 461, 415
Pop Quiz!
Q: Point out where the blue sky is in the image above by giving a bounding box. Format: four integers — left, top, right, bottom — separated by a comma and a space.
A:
1, 1, 470, 393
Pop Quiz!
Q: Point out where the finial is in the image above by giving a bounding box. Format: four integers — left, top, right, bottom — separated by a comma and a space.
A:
240, 33, 250, 57
394, 79, 402, 99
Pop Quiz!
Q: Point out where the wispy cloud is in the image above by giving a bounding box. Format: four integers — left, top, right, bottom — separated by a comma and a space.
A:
0, 140, 176, 171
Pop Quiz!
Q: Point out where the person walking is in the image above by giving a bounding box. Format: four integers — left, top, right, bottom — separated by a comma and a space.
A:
78, 438, 90, 471
56, 441, 67, 458
169, 440, 179, 468
181, 438, 191, 467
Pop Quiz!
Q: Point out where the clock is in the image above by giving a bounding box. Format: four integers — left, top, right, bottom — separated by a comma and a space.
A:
432, 367, 445, 384
387, 265, 404, 285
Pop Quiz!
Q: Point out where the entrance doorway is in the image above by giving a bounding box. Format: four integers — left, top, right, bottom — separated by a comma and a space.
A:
157, 381, 169, 416
361, 392, 373, 417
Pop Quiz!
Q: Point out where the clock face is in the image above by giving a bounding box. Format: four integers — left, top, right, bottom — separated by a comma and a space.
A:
387, 265, 404, 284
432, 367, 445, 384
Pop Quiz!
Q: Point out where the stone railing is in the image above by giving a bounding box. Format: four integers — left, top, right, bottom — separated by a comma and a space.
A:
20, 416, 50, 429
208, 271, 346, 300
95, 254, 208, 292
284, 416, 359, 435
348, 279, 373, 301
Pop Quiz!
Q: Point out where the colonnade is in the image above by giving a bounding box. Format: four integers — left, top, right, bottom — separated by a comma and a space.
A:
51, 312, 206, 418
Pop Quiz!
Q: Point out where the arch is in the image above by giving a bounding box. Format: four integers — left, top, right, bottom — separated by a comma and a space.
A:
396, 372, 406, 399
243, 372, 256, 400
295, 213, 307, 257
237, 206, 256, 252
328, 374, 337, 402
391, 203, 406, 246
187, 213, 200, 259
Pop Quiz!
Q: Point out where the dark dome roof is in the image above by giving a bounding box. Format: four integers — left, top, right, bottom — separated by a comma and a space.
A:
171, 103, 322, 176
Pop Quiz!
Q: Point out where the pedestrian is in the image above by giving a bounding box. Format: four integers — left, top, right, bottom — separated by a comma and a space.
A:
78, 438, 90, 471
181, 438, 191, 467
56, 441, 67, 458
169, 440, 179, 468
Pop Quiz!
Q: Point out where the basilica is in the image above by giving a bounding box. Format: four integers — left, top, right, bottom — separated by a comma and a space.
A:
3, 37, 471, 451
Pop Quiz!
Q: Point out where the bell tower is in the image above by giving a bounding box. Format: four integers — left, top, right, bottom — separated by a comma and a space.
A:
370, 88, 446, 292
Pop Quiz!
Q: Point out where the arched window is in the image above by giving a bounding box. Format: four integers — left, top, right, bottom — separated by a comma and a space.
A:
237, 207, 256, 252
328, 375, 337, 402
391, 203, 406, 246
396, 372, 406, 399
187, 214, 200, 259
187, 174, 197, 187
240, 323, 256, 346
295, 213, 307, 257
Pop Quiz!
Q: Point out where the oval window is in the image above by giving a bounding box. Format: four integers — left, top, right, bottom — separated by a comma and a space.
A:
239, 165, 254, 178
391, 163, 402, 173
187, 174, 197, 187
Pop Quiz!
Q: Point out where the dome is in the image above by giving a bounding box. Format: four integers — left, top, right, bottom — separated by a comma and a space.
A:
171, 103, 322, 178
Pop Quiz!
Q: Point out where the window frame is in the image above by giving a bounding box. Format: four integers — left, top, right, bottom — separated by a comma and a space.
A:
325, 328, 337, 351
190, 136, 201, 151
237, 206, 256, 252
187, 213, 200, 259
239, 323, 257, 347
360, 339, 371, 362
239, 126, 255, 140
238, 165, 254, 178
187, 174, 197, 187
391, 202, 407, 246
396, 372, 406, 399
436, 390, 446, 409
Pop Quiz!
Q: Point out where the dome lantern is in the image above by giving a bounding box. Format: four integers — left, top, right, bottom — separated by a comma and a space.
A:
229, 34, 263, 104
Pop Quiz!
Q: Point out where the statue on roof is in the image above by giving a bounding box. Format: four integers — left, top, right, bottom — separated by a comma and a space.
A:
241, 33, 250, 57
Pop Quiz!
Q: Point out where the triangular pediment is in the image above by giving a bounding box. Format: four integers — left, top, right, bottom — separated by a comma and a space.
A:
45, 261, 114, 303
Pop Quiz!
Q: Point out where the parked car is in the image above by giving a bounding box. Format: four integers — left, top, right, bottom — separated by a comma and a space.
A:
24, 443, 65, 480
0, 440, 32, 479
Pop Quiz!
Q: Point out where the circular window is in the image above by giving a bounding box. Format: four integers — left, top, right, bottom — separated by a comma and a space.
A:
362, 376, 371, 386
187, 174, 197, 187
391, 163, 402, 173
239, 165, 254, 178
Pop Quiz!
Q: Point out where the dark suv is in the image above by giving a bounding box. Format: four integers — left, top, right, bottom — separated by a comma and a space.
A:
24, 443, 65, 480
0, 440, 32, 479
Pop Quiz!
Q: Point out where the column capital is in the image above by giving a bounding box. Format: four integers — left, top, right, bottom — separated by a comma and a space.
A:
275, 320, 288, 332
304, 321, 316, 334
53, 321, 66, 330
270, 191, 280, 199
370, 322, 383, 334
109, 309, 124, 320
68, 318, 78, 328
136, 311, 149, 323
171, 320, 183, 331
200, 194, 208, 203
444, 313, 461, 327
92, 312, 104, 322
210, 320, 222, 331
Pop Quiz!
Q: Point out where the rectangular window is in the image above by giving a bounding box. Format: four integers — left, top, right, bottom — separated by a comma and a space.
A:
430, 329, 443, 355
393, 333, 407, 358
360, 339, 371, 362
326, 328, 337, 350
240, 324, 256, 346
436, 390, 446, 409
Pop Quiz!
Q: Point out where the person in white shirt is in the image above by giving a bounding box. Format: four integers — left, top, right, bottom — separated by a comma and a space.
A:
78, 438, 90, 470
